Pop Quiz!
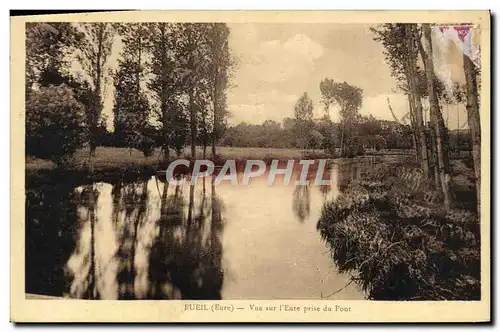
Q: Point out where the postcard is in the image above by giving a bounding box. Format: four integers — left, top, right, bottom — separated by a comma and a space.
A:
11, 10, 490, 323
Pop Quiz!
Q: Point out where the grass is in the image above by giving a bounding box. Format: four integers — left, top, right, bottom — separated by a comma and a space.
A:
25, 146, 333, 185
26, 146, 332, 171
27, 146, 425, 174
317, 158, 480, 300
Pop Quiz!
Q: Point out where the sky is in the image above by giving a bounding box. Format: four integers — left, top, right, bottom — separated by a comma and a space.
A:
98, 23, 471, 131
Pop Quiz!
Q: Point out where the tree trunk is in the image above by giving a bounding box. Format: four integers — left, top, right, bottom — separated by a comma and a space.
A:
212, 76, 219, 161
189, 88, 196, 160
406, 24, 431, 176
88, 144, 95, 174
463, 54, 481, 214
137, 37, 142, 92
160, 88, 169, 164
429, 127, 441, 191
422, 24, 452, 210
456, 104, 460, 156
88, 25, 104, 174
211, 136, 216, 161
408, 93, 421, 163
340, 120, 345, 157
161, 101, 169, 164
159, 25, 169, 166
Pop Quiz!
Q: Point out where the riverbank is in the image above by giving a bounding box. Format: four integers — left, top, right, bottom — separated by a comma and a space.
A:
317, 157, 480, 300
26, 146, 333, 185
25, 155, 366, 300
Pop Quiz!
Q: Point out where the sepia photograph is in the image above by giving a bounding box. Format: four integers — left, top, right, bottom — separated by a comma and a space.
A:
10, 10, 490, 322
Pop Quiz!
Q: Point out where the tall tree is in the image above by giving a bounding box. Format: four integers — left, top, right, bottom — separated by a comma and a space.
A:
78, 23, 115, 170
195, 86, 213, 159
294, 92, 314, 149
206, 23, 231, 160
114, 23, 151, 153
115, 23, 149, 91
371, 24, 430, 174
26, 22, 83, 95
148, 23, 186, 162
176, 23, 212, 159
113, 58, 150, 150
463, 55, 481, 213
319, 79, 363, 156
421, 24, 452, 210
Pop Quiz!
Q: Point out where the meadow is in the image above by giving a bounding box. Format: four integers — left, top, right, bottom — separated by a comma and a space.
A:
25, 146, 334, 180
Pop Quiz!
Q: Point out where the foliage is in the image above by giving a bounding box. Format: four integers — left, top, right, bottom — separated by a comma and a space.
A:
221, 115, 425, 152
370, 24, 430, 97
113, 58, 151, 155
77, 22, 115, 155
26, 86, 87, 166
147, 23, 189, 159
317, 162, 480, 300
319, 79, 363, 156
293, 92, 315, 149
26, 22, 83, 94
206, 23, 232, 149
316, 116, 337, 155
320, 79, 363, 120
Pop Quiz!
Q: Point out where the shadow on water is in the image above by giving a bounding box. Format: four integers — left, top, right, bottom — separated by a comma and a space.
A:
26, 175, 224, 300
147, 178, 224, 300
25, 183, 80, 296
292, 184, 310, 223
26, 159, 372, 300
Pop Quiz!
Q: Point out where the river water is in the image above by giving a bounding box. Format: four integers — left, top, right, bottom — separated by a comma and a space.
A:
26, 160, 367, 300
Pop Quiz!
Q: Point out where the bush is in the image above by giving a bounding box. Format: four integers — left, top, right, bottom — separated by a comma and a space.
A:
26, 85, 87, 166
135, 134, 156, 157
317, 163, 480, 300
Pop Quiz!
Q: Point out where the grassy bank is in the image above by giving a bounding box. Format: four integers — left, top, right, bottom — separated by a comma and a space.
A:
317, 158, 480, 300
26, 146, 332, 185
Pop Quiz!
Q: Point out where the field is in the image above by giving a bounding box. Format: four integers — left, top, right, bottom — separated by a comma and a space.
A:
25, 146, 332, 174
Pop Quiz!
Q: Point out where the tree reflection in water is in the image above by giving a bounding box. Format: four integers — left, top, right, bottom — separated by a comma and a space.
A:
337, 161, 362, 192
65, 176, 224, 300
66, 184, 104, 299
292, 184, 311, 223
148, 177, 224, 299
25, 182, 80, 297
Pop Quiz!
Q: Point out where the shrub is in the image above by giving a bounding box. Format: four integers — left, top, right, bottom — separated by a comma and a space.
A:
135, 134, 156, 158
317, 163, 480, 300
26, 85, 87, 166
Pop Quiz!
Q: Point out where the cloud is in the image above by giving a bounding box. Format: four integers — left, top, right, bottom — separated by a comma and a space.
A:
323, 93, 410, 124
361, 93, 410, 122
228, 90, 300, 124
228, 30, 325, 124
232, 32, 325, 84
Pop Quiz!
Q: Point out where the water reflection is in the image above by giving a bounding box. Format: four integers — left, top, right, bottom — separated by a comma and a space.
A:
147, 178, 224, 299
60, 177, 224, 299
26, 161, 368, 300
25, 182, 79, 296
292, 185, 310, 223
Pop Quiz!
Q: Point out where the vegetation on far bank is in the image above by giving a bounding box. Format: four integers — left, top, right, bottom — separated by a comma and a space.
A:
25, 146, 338, 186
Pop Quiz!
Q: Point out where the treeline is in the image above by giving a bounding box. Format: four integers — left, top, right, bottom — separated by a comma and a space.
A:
219, 73, 472, 158
220, 116, 416, 152
371, 23, 481, 212
26, 22, 231, 169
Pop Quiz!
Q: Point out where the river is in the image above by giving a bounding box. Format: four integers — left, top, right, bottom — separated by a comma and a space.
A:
26, 160, 368, 300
